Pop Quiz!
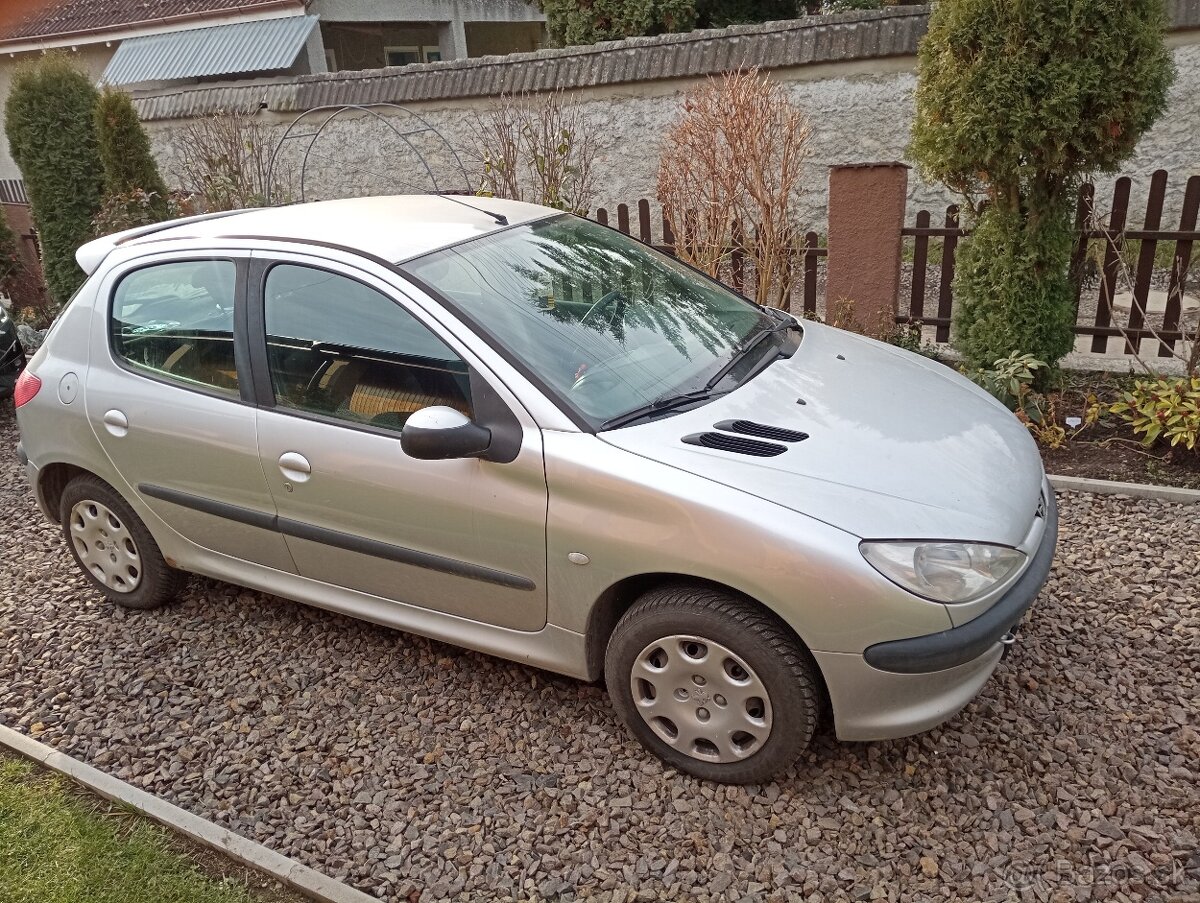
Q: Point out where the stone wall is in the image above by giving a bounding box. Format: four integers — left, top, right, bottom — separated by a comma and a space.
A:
136, 4, 1200, 232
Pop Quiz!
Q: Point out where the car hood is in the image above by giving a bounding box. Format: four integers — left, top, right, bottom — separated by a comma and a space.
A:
599, 322, 1044, 544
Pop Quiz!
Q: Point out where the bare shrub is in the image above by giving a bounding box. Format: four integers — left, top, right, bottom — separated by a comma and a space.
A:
657, 70, 811, 309
473, 90, 597, 214
171, 110, 290, 211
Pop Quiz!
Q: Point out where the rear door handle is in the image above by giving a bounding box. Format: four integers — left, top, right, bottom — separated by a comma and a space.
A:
102, 409, 129, 437
278, 452, 311, 482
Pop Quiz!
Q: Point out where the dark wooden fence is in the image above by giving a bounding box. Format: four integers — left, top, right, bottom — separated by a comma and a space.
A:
592, 199, 828, 316
900, 169, 1200, 358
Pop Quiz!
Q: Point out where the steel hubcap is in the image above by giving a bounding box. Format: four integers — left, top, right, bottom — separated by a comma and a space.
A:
630, 634, 772, 763
69, 500, 141, 593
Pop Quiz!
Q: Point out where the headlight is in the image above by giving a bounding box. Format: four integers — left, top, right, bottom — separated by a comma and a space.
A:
860, 540, 1025, 604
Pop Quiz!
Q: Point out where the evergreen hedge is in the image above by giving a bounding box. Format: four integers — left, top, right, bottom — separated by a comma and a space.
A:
909, 0, 1174, 371
4, 55, 103, 305
0, 210, 20, 294
95, 86, 169, 220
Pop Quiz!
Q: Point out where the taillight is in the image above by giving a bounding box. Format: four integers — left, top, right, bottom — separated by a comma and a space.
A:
13, 370, 41, 408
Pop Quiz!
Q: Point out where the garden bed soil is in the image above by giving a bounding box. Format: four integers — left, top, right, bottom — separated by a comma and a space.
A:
1037, 371, 1200, 490
1040, 424, 1200, 490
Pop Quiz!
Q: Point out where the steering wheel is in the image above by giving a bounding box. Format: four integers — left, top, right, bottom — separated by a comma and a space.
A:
579, 290, 628, 329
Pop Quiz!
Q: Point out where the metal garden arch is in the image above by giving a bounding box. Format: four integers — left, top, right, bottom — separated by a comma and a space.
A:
265, 103, 471, 204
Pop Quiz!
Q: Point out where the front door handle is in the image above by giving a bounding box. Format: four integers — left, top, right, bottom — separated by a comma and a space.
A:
102, 409, 129, 437
278, 452, 311, 483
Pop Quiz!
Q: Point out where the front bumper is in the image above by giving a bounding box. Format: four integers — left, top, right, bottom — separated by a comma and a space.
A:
863, 487, 1058, 674
815, 643, 1004, 741
819, 487, 1057, 741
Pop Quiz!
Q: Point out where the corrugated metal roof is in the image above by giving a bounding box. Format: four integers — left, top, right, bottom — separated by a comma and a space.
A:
0, 180, 30, 205
102, 14, 317, 86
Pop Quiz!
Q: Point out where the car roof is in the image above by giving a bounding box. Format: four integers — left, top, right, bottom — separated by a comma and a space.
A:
77, 195, 558, 274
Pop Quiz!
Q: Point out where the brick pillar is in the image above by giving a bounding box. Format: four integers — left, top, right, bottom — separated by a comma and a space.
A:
825, 163, 909, 336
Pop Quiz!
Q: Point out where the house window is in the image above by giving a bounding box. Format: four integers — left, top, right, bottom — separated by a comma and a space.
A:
385, 45, 440, 66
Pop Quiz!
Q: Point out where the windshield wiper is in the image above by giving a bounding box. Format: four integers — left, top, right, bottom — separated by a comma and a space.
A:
600, 388, 724, 431
599, 317, 796, 431
701, 318, 795, 392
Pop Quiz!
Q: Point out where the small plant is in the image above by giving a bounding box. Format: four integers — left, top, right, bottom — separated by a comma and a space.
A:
818, 299, 939, 354
1110, 377, 1200, 451
92, 189, 194, 237
888, 321, 940, 358
968, 352, 1111, 449
967, 351, 1049, 411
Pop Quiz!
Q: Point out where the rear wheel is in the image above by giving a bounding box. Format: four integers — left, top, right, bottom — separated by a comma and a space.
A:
605, 584, 820, 784
59, 475, 186, 610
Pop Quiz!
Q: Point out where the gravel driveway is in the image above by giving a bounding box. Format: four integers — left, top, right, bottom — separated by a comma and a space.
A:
1, 406, 1196, 903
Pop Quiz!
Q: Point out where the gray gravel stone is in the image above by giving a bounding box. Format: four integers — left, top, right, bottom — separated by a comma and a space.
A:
0, 406, 1197, 903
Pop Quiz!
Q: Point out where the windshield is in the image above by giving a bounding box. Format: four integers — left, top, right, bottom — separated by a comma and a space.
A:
402, 215, 781, 429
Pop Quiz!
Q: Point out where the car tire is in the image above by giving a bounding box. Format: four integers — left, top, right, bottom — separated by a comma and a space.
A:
605, 583, 821, 784
59, 475, 186, 610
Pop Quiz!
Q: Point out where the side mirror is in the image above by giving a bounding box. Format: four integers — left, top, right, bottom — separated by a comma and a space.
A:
401, 406, 492, 460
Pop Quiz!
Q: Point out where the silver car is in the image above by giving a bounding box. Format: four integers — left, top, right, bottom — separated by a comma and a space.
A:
14, 196, 1055, 783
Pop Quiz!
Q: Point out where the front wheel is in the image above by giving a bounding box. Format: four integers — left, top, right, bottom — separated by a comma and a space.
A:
59, 475, 187, 610
605, 584, 820, 784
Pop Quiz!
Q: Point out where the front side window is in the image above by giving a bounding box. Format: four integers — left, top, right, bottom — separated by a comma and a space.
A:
111, 259, 239, 396
263, 264, 471, 432
402, 215, 778, 429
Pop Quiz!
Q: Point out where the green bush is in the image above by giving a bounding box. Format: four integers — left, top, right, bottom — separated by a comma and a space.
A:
4, 54, 103, 305
1111, 376, 1200, 451
0, 210, 20, 294
532, 0, 697, 45
695, 0, 800, 27
909, 0, 1174, 373
94, 86, 169, 222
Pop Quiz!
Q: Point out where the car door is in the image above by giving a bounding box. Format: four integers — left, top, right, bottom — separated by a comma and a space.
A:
248, 252, 548, 631
85, 253, 295, 573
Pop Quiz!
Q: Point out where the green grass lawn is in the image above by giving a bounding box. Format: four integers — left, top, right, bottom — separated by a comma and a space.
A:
0, 753, 290, 903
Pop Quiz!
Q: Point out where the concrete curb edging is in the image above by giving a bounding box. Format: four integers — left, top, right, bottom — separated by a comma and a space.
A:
1048, 473, 1200, 505
0, 724, 377, 903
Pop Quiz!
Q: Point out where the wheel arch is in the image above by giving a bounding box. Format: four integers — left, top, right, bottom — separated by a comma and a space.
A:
37, 462, 93, 523
584, 573, 828, 703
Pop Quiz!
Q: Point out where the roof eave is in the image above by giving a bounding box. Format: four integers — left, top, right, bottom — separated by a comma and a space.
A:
0, 0, 307, 54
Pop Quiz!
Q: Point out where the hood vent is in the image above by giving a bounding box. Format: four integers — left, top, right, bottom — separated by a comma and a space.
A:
682, 432, 787, 457
713, 419, 809, 443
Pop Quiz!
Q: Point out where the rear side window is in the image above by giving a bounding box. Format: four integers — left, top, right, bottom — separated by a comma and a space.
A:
111, 260, 239, 397
263, 264, 471, 433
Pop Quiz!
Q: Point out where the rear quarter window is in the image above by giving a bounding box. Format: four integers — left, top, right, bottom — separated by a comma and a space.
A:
110, 259, 239, 397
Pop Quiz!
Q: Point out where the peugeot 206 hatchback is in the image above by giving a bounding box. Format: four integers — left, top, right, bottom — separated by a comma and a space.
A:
14, 196, 1056, 783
